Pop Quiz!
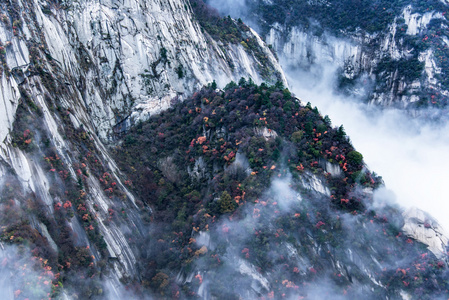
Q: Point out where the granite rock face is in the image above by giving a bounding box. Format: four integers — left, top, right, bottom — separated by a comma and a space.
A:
0, 0, 285, 296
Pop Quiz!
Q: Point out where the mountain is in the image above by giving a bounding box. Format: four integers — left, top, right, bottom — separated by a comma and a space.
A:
217, 0, 449, 111
0, 0, 448, 299
0, 0, 285, 141
113, 82, 449, 299
0, 0, 283, 297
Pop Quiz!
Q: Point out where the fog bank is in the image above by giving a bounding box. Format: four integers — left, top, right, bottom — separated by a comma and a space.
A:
285, 65, 449, 231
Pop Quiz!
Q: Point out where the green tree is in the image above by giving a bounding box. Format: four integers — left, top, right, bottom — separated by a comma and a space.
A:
271, 148, 280, 161
317, 123, 327, 133
219, 191, 235, 214
304, 122, 313, 135
160, 47, 168, 61
336, 125, 346, 141
275, 80, 285, 90
283, 100, 294, 113
291, 130, 304, 143
176, 65, 184, 78
282, 88, 292, 99
225, 81, 237, 90
347, 150, 363, 166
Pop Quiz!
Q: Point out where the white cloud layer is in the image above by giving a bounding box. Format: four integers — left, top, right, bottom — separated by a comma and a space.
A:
285, 65, 449, 231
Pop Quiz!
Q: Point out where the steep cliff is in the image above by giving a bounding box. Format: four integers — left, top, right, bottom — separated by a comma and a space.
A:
0, 0, 285, 141
2, 77, 448, 299
0, 0, 285, 298
0, 0, 448, 299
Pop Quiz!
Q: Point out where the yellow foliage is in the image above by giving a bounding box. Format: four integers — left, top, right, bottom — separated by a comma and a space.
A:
195, 246, 208, 256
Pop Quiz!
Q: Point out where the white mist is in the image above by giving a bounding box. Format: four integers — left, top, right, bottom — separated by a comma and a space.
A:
285, 65, 449, 232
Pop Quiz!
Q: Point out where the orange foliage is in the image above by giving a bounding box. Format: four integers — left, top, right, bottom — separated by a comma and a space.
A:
195, 274, 203, 284
197, 136, 207, 144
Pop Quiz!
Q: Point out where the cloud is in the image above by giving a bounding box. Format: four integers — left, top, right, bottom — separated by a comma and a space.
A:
267, 174, 301, 212
284, 62, 449, 232
205, 0, 248, 18
205, 0, 261, 32
0, 245, 54, 300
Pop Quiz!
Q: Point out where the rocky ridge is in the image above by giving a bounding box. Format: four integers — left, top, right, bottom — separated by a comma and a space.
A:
0, 0, 447, 299
235, 0, 449, 109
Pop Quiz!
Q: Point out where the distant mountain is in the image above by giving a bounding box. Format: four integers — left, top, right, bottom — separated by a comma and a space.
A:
213, 0, 449, 110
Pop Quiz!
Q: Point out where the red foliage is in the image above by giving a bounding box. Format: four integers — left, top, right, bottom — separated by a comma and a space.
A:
195, 274, 203, 284
241, 248, 250, 259
14, 290, 21, 298
315, 221, 325, 229
58, 170, 69, 180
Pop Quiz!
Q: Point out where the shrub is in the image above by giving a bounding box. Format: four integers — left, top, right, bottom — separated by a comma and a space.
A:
291, 130, 303, 143
347, 150, 363, 166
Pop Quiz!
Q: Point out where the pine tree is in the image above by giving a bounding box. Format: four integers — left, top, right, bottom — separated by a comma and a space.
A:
219, 191, 235, 214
